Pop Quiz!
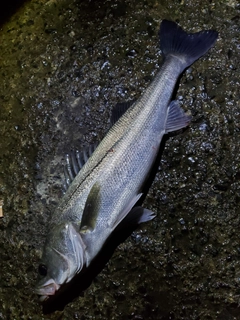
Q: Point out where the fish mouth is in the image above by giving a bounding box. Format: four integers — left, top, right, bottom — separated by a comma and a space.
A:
35, 278, 60, 301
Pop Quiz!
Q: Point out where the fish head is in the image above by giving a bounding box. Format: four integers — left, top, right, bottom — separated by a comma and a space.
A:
35, 222, 86, 301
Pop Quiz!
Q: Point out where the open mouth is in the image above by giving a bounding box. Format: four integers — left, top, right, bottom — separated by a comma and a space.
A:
35, 279, 60, 301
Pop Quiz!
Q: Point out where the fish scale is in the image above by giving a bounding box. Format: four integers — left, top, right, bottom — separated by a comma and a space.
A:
35, 20, 218, 300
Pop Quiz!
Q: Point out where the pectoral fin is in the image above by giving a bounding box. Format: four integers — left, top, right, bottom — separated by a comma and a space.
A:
109, 193, 143, 230
165, 100, 191, 133
80, 183, 101, 233
120, 206, 156, 227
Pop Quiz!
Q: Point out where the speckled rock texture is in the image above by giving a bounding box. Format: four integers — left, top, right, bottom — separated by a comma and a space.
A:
0, 0, 239, 319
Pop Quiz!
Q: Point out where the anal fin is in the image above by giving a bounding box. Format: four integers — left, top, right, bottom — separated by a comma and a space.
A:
121, 206, 156, 226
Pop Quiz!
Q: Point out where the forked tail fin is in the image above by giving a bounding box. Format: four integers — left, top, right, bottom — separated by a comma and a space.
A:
159, 20, 218, 70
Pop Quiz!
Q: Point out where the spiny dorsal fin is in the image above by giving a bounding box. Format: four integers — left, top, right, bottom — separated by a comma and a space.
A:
110, 100, 136, 126
75, 144, 98, 170
63, 144, 98, 190
165, 100, 191, 133
108, 193, 142, 230
80, 182, 101, 233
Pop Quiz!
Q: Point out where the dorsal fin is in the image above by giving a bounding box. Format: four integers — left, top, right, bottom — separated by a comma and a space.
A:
108, 193, 143, 230
110, 100, 136, 126
63, 144, 98, 190
75, 144, 98, 170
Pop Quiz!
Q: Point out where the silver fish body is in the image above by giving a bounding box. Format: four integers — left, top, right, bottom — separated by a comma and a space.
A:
35, 20, 218, 300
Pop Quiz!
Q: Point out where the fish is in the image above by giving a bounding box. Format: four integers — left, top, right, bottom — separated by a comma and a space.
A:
35, 20, 218, 301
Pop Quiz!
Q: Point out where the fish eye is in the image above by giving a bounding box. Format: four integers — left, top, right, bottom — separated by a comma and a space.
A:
38, 264, 48, 276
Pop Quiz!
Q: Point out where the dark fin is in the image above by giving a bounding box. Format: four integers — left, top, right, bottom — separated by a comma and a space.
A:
62, 165, 71, 192
109, 193, 143, 230
80, 182, 101, 233
63, 153, 75, 189
159, 20, 218, 70
71, 151, 80, 176
165, 100, 191, 133
75, 149, 84, 169
120, 206, 156, 227
63, 152, 79, 191
63, 144, 98, 190
110, 100, 136, 126
77, 144, 98, 169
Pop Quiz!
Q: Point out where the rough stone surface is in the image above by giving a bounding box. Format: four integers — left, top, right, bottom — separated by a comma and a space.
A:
0, 0, 240, 319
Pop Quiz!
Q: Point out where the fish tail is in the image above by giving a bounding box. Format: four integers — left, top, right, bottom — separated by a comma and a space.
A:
159, 20, 218, 70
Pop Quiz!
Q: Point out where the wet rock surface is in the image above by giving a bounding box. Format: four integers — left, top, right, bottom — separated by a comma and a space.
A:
0, 0, 240, 319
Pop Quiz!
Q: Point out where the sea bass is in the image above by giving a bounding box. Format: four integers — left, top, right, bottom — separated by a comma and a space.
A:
35, 20, 218, 300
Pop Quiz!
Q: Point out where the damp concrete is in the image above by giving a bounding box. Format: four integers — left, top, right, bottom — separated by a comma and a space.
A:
0, 0, 240, 319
